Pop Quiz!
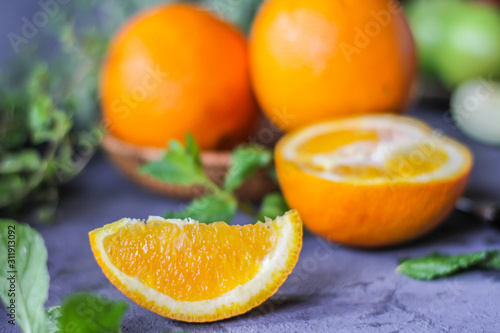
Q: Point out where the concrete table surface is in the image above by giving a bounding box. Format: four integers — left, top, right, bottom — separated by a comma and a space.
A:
1, 106, 500, 332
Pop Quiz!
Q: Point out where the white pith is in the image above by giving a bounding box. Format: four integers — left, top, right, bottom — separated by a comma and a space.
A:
282, 115, 469, 184
92, 211, 299, 317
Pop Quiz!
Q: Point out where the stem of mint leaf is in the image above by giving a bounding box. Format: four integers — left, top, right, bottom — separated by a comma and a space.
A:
397, 250, 500, 280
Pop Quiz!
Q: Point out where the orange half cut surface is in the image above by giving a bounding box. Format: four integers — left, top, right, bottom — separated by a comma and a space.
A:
276, 115, 472, 247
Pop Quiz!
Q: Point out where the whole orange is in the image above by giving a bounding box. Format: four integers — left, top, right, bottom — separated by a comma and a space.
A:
249, 0, 417, 131
101, 4, 258, 149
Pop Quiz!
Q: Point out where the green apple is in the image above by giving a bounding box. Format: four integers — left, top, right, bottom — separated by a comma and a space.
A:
451, 79, 500, 145
405, 0, 465, 76
435, 3, 500, 87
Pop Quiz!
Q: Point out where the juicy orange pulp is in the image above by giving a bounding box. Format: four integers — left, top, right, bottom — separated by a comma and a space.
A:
103, 220, 277, 302
295, 129, 449, 180
89, 210, 303, 322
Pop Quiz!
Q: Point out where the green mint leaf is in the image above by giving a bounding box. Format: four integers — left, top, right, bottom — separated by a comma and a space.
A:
0, 92, 29, 149
185, 133, 201, 163
0, 175, 26, 206
51, 110, 72, 141
47, 306, 62, 333
29, 94, 54, 144
165, 193, 238, 224
58, 293, 128, 333
27, 63, 50, 98
0, 219, 49, 333
481, 251, 500, 270
0, 150, 42, 174
397, 250, 500, 280
140, 134, 210, 187
257, 193, 290, 222
224, 145, 272, 192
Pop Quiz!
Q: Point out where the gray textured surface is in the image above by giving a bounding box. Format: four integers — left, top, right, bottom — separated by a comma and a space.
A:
1, 106, 500, 332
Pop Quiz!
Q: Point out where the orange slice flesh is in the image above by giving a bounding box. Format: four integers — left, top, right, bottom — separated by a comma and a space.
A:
283, 115, 470, 184
89, 210, 302, 322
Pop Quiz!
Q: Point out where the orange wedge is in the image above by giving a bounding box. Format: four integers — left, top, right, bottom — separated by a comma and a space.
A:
276, 115, 472, 247
89, 210, 302, 322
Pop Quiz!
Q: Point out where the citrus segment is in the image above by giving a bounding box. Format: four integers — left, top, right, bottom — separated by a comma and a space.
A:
90, 210, 302, 322
102, 220, 277, 302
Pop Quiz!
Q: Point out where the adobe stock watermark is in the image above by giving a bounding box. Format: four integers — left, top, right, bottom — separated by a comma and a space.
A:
8, 0, 71, 54
104, 63, 168, 126
52, 62, 168, 183
247, 237, 337, 318
443, 75, 497, 130
246, 106, 296, 146
383, 128, 447, 184
428, 279, 466, 315
340, 0, 402, 63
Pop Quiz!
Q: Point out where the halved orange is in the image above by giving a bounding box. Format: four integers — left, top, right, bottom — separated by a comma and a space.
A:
275, 115, 472, 247
89, 210, 302, 322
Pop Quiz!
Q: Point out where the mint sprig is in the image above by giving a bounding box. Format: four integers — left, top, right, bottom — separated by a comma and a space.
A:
139, 134, 211, 188
165, 193, 238, 224
58, 293, 128, 333
141, 135, 288, 223
397, 250, 500, 280
257, 193, 290, 222
224, 144, 273, 192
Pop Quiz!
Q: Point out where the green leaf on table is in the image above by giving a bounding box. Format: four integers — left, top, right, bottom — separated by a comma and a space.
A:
58, 293, 128, 333
482, 251, 500, 270
257, 193, 289, 222
140, 134, 210, 187
165, 192, 238, 224
0, 219, 49, 333
397, 250, 500, 280
224, 144, 272, 192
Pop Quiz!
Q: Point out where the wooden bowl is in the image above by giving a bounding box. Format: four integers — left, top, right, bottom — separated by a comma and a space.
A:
102, 134, 279, 201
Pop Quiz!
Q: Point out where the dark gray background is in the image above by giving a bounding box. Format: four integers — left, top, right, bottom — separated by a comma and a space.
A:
1, 2, 500, 333
1, 2, 40, 64
1, 107, 499, 333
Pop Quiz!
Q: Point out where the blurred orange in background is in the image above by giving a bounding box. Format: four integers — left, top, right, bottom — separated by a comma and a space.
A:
100, 4, 258, 150
250, 0, 417, 131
